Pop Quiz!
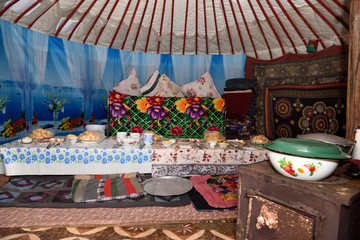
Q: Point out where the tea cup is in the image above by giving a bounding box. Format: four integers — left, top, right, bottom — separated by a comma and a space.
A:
67, 136, 78, 144
116, 132, 127, 143
130, 132, 141, 144
143, 133, 154, 146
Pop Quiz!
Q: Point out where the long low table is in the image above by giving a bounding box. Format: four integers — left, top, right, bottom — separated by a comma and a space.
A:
0, 138, 269, 176
151, 141, 268, 177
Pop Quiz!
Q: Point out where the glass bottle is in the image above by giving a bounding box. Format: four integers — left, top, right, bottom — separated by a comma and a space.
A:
352, 126, 360, 159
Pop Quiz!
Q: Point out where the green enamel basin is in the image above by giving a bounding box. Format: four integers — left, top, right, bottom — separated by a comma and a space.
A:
263, 138, 351, 159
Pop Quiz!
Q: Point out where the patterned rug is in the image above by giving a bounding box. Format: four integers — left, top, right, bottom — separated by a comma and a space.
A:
0, 205, 237, 239
264, 83, 347, 139
0, 175, 190, 208
0, 220, 236, 239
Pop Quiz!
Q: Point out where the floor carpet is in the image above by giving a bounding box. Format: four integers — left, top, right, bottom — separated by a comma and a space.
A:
0, 175, 237, 239
0, 220, 236, 239
0, 205, 236, 228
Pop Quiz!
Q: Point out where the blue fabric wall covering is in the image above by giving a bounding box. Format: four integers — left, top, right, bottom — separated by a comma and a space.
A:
0, 19, 245, 144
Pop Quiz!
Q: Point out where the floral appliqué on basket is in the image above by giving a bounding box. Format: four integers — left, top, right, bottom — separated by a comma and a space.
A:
135, 97, 171, 129
109, 91, 131, 127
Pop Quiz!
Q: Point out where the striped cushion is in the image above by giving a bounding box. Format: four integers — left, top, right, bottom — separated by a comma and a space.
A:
140, 72, 186, 97
72, 174, 147, 203
73, 173, 137, 182
140, 71, 161, 96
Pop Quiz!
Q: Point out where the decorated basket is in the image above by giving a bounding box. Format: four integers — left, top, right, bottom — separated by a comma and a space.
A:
108, 92, 226, 138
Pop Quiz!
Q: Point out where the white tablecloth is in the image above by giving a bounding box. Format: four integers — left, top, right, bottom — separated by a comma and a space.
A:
0, 138, 269, 176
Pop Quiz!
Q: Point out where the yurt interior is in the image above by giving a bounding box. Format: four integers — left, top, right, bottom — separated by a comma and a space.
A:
0, 0, 360, 239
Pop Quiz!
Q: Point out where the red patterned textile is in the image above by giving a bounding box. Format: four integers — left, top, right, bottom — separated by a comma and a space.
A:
222, 89, 253, 121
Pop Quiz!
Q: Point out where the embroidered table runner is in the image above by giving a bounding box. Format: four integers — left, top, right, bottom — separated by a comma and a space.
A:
151, 141, 268, 177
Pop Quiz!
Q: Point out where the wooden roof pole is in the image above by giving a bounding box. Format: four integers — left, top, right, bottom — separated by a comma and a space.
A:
346, 0, 360, 141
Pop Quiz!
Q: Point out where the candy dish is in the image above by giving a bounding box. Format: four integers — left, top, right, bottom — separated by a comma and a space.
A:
162, 140, 175, 147
21, 136, 33, 144
218, 141, 228, 148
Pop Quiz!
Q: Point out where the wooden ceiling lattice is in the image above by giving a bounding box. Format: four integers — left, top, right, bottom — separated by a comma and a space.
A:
0, 0, 350, 59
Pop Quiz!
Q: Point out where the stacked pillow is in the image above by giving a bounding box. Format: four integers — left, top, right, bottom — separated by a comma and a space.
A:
113, 69, 221, 98
138, 71, 161, 96
140, 72, 186, 97
153, 74, 187, 97
113, 67, 142, 96
180, 72, 221, 98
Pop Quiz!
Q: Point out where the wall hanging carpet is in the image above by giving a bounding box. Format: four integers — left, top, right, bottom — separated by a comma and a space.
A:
264, 83, 347, 139
246, 46, 349, 136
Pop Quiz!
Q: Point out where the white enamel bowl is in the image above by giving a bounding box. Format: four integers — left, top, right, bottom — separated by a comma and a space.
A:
264, 138, 351, 181
267, 150, 340, 181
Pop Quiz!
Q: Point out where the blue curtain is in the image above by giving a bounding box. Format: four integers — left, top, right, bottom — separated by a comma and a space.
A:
0, 19, 245, 143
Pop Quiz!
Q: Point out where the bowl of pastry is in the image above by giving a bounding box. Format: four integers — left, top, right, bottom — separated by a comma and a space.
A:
78, 130, 102, 143
85, 124, 107, 134
250, 134, 271, 146
204, 131, 225, 142
29, 128, 53, 139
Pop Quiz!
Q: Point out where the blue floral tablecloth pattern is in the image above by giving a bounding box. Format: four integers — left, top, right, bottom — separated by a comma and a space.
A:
0, 138, 153, 175
0, 147, 152, 165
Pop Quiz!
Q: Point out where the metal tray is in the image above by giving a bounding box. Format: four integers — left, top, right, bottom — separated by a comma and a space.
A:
142, 176, 193, 196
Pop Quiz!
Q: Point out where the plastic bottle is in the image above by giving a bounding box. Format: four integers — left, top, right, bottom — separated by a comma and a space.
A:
352, 127, 360, 159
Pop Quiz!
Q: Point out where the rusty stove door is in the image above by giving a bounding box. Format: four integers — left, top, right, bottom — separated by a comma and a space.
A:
243, 193, 317, 240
